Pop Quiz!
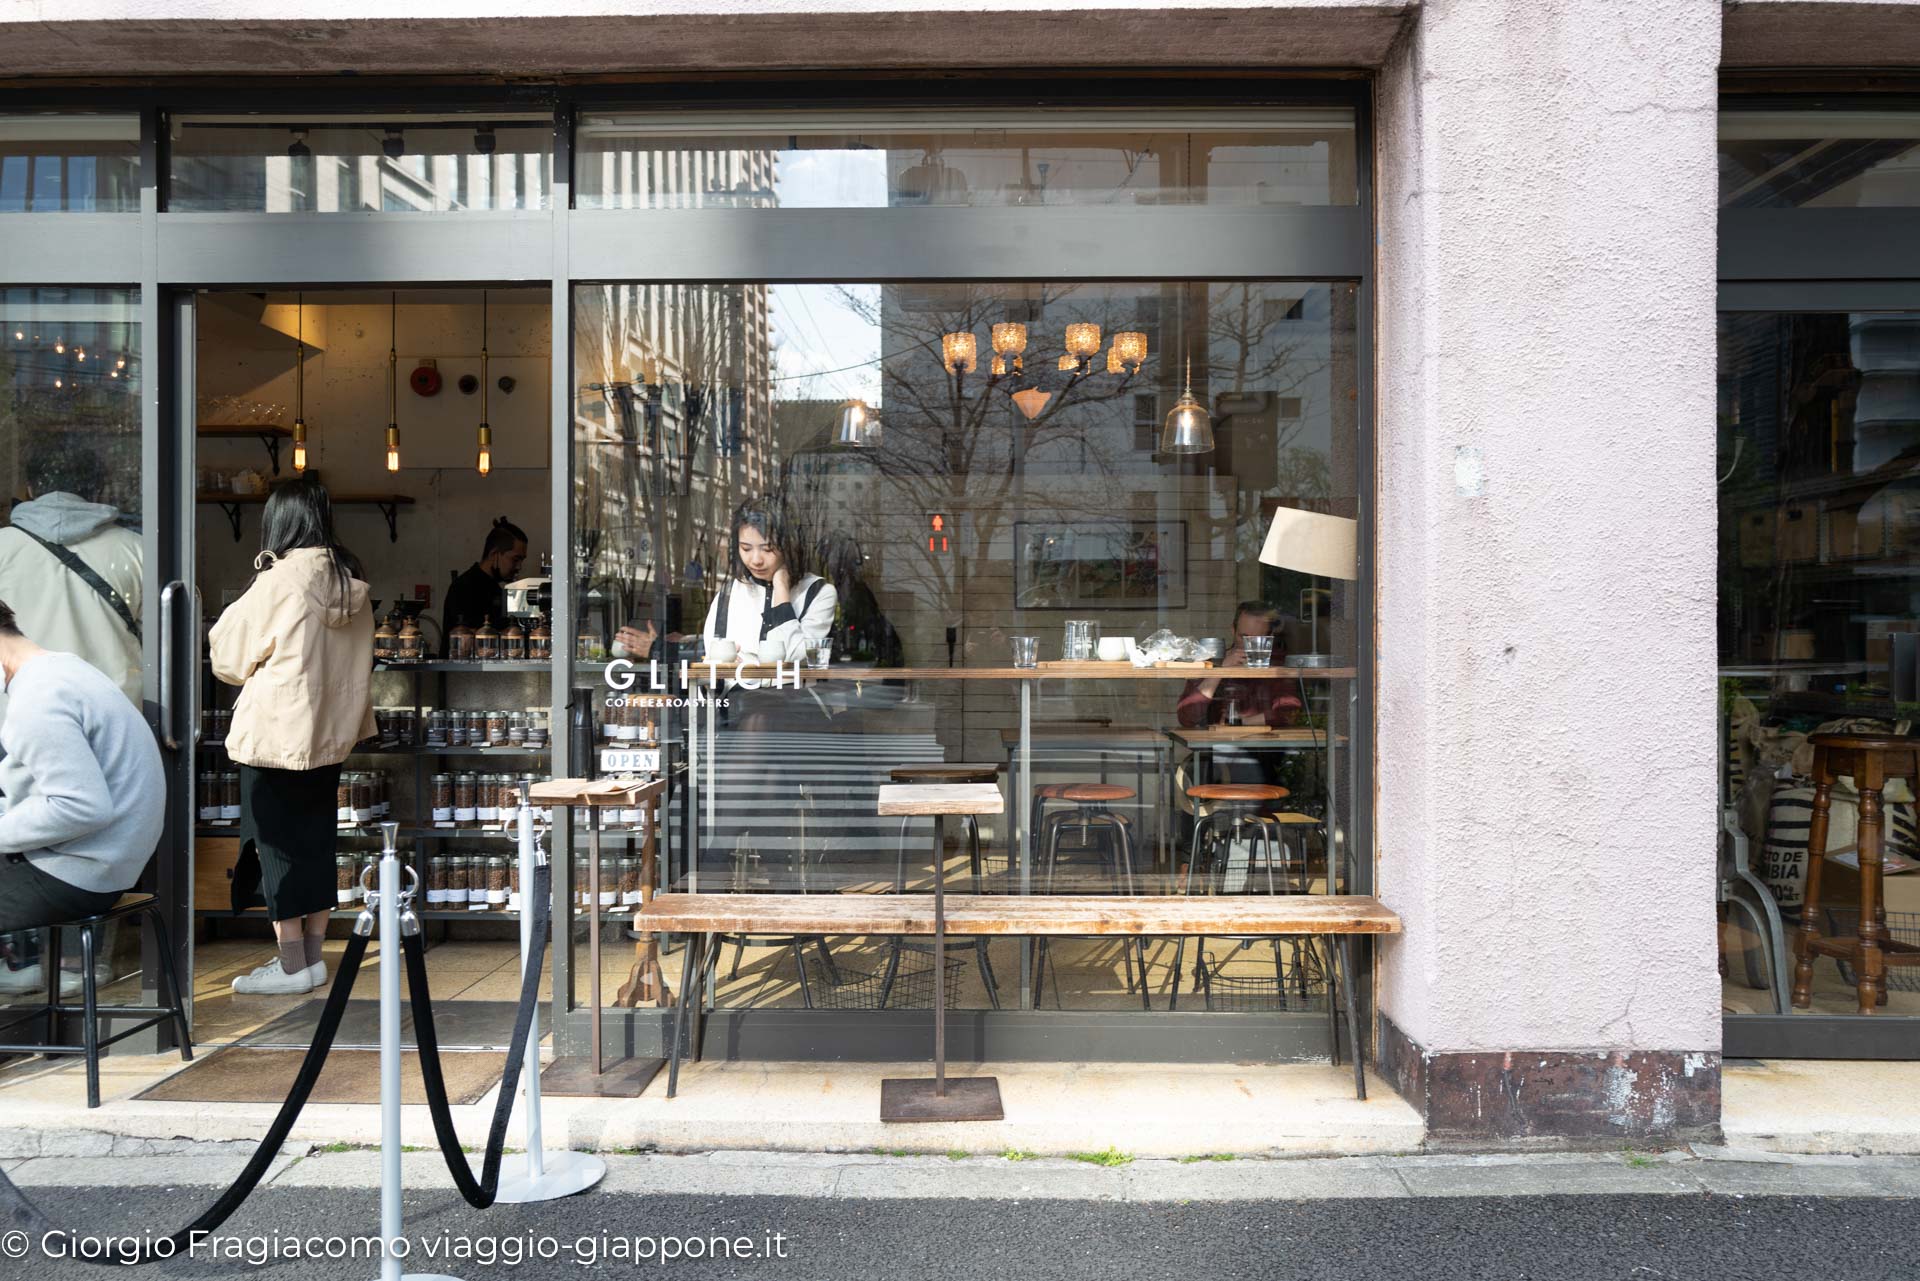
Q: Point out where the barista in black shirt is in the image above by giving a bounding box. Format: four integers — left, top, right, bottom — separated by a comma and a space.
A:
441, 517, 527, 654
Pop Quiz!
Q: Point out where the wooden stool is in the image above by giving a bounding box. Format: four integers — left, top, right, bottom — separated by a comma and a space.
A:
1792, 732, 1920, 1014
886, 764, 1003, 1009
875, 783, 1005, 1122
1174, 783, 1290, 1010
1031, 783, 1150, 1011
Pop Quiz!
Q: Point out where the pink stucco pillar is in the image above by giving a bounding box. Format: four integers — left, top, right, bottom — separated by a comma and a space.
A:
1372, 0, 1725, 1141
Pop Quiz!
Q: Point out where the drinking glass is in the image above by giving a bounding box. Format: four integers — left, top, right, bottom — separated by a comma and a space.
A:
1010, 636, 1039, 669
1243, 635, 1274, 668
806, 643, 833, 670
1063, 619, 1099, 661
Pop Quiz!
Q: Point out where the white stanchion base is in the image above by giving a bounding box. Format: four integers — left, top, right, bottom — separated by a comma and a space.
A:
491, 1149, 607, 1202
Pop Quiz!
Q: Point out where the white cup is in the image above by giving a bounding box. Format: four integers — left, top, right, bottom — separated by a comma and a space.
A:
1096, 637, 1128, 662
707, 638, 739, 663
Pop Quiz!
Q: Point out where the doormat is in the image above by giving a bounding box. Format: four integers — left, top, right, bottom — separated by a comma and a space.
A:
133, 1047, 506, 1106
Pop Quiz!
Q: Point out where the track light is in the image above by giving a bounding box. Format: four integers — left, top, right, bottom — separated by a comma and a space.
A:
382, 128, 404, 160
474, 126, 496, 156
288, 129, 311, 160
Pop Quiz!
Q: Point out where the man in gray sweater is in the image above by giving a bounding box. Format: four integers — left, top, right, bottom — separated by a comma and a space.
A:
0, 597, 164, 932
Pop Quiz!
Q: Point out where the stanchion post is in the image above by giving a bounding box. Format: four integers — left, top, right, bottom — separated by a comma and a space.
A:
493, 794, 606, 1203
369, 821, 463, 1281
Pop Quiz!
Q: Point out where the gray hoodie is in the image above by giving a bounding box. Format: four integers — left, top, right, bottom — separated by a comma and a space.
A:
0, 651, 165, 893
0, 492, 144, 721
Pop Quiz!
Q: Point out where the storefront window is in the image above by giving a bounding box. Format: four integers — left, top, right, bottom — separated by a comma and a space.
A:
1720, 108, 1920, 207
1719, 309, 1920, 1019
575, 110, 1357, 210
169, 115, 553, 213
0, 115, 140, 213
1, 286, 143, 1008
574, 278, 1360, 1012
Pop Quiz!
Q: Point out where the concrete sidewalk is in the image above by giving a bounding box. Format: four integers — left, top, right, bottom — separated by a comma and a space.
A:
7, 1142, 1920, 1201
3, 1049, 1919, 1160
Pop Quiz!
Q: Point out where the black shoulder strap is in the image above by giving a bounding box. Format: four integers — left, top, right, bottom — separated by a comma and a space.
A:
800, 577, 824, 619
716, 582, 730, 637
14, 526, 141, 642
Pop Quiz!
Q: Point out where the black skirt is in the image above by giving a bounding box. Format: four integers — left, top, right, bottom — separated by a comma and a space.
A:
239, 762, 342, 921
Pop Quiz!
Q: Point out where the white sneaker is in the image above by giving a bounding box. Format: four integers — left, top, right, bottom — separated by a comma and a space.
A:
231, 960, 320, 995
0, 963, 47, 996
0, 966, 112, 998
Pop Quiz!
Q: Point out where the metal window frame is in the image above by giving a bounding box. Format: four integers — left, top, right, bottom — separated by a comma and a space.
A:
1719, 94, 1920, 1057
0, 78, 1375, 1065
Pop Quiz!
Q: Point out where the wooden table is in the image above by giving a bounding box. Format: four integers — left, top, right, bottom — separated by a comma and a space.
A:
873, 783, 1005, 1121
527, 777, 666, 1094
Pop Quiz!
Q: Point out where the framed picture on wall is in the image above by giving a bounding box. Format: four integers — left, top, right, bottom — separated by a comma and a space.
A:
1014, 520, 1187, 610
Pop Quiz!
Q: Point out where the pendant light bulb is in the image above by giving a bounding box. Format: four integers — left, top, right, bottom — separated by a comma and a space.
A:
476, 290, 492, 476
291, 292, 308, 472
384, 293, 400, 472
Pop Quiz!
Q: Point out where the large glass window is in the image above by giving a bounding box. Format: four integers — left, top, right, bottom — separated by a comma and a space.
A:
1720, 108, 1920, 207
576, 110, 1357, 210
574, 278, 1360, 1013
1719, 309, 1920, 1020
0, 115, 140, 213
169, 114, 553, 213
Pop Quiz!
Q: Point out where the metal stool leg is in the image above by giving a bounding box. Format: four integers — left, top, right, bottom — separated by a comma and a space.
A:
43, 924, 60, 1046
691, 933, 714, 1063
78, 923, 100, 1109
667, 931, 702, 1098
144, 906, 192, 1061
790, 939, 815, 1009
975, 938, 1001, 1010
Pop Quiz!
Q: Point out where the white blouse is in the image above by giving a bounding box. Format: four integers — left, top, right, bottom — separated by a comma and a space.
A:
700, 573, 838, 663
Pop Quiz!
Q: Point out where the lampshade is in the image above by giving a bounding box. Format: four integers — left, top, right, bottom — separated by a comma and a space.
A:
1159, 357, 1213, 454
1258, 506, 1357, 580
1057, 353, 1077, 371
1112, 330, 1148, 372
941, 331, 977, 375
835, 398, 877, 447
1064, 322, 1102, 358
1011, 387, 1051, 420
991, 322, 1028, 355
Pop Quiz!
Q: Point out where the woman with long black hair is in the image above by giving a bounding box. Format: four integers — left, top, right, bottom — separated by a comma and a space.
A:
210, 479, 375, 994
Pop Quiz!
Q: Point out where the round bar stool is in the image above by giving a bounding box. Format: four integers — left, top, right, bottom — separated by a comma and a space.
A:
1031, 783, 1151, 1010
885, 764, 1003, 1010
1792, 732, 1920, 1014
1171, 782, 1290, 1010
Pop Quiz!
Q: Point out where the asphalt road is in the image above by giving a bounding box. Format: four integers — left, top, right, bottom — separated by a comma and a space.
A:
8, 1185, 1916, 1280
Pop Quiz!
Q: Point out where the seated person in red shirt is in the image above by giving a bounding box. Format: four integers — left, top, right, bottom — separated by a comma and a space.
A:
1176, 601, 1302, 730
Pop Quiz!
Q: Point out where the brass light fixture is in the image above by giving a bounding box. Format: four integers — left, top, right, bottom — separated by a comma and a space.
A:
290, 292, 309, 472
476, 290, 492, 476
1111, 330, 1148, 374
1064, 322, 1102, 362
941, 331, 977, 376
384, 292, 401, 473
990, 322, 1027, 377
1160, 356, 1214, 455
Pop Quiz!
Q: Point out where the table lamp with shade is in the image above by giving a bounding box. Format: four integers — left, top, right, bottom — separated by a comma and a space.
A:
1258, 506, 1357, 668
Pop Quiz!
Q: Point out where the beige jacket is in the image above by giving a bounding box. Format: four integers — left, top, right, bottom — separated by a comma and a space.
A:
210, 547, 375, 771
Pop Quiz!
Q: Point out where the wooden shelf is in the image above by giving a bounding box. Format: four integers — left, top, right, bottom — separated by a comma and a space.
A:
197, 423, 295, 475
198, 491, 413, 541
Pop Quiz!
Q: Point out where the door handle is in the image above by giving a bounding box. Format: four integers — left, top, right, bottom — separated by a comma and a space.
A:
158, 580, 191, 749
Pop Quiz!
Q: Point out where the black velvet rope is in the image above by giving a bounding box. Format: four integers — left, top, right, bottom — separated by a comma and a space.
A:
0, 931, 373, 1265
400, 859, 550, 1209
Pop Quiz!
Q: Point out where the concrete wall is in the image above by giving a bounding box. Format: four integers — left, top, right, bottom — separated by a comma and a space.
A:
1373, 0, 1723, 1061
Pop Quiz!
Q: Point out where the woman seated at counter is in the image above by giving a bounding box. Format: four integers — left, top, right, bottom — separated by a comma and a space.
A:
616, 496, 837, 727
1176, 601, 1302, 729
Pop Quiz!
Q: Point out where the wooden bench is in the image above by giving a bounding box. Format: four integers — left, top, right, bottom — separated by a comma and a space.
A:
636, 892, 1401, 1101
